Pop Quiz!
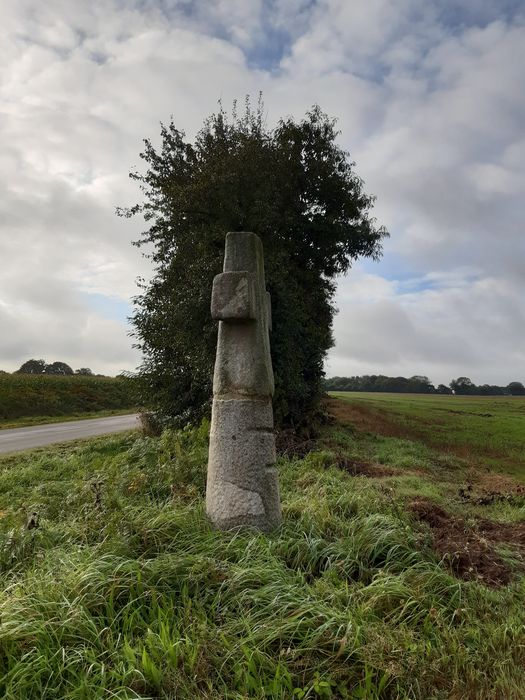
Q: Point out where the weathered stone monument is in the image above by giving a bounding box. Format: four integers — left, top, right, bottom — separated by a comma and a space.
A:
206, 231, 281, 531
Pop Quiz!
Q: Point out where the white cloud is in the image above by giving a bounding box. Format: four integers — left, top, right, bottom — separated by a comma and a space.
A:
328, 265, 525, 384
0, 0, 523, 384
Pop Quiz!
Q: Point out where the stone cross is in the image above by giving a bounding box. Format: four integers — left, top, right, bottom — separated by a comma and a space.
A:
206, 231, 281, 531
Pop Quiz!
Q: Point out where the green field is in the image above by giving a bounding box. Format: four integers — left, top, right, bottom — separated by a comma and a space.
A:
330, 392, 525, 480
0, 374, 137, 426
0, 396, 523, 698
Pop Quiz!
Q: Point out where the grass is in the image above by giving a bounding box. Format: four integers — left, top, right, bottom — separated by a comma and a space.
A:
0, 397, 523, 699
329, 391, 525, 481
0, 374, 137, 423
0, 408, 137, 430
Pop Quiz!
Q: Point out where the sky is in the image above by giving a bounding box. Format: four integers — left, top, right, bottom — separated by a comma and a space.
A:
1, 0, 524, 385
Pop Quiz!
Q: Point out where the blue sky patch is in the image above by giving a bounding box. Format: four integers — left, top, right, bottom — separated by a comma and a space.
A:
82, 293, 133, 325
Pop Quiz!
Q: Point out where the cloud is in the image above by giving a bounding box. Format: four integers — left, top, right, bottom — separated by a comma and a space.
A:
0, 0, 261, 372
354, 18, 525, 267
0, 290, 138, 375
327, 265, 525, 384
0, 0, 523, 384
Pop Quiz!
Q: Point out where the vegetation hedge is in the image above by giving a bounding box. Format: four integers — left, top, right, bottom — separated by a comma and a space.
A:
0, 374, 136, 420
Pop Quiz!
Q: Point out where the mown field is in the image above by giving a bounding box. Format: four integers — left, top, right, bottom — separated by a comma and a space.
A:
0, 395, 523, 698
0, 374, 137, 426
330, 392, 525, 481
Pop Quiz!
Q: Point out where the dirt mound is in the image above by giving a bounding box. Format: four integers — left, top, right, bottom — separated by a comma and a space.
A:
477, 519, 525, 548
409, 499, 524, 586
409, 500, 450, 528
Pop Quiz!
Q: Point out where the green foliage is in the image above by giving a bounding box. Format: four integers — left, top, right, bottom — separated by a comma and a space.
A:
74, 367, 94, 376
507, 381, 525, 395
0, 412, 524, 698
15, 358, 47, 374
436, 383, 453, 394
44, 361, 74, 375
0, 373, 137, 421
121, 98, 387, 429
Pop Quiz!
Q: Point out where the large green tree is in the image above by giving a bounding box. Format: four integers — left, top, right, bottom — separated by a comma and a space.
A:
46, 361, 74, 376
121, 100, 387, 429
16, 359, 47, 374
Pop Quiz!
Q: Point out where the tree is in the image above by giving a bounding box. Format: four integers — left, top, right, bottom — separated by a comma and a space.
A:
408, 375, 435, 393
437, 384, 452, 394
450, 377, 475, 395
46, 362, 74, 375
507, 381, 525, 395
120, 99, 388, 428
75, 368, 94, 376
16, 359, 47, 374
478, 383, 504, 396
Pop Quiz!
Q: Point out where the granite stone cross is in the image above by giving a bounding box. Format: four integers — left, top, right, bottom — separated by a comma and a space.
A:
206, 231, 281, 531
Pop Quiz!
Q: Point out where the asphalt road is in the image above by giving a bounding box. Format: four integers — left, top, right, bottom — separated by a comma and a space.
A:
0, 414, 140, 454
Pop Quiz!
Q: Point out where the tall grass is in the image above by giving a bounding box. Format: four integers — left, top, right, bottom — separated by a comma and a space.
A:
0, 422, 523, 698
0, 374, 136, 421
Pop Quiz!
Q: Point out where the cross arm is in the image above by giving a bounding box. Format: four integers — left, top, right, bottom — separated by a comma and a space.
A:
211, 271, 257, 321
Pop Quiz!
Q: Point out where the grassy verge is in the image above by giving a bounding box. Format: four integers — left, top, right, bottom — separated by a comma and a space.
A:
0, 402, 523, 698
0, 408, 137, 430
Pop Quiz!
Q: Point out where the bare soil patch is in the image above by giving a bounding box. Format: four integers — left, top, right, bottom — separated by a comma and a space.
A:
459, 473, 525, 506
335, 455, 397, 478
409, 498, 525, 586
472, 471, 523, 492
325, 398, 422, 441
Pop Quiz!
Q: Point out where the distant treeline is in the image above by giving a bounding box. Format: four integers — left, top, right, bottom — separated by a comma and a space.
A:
7, 358, 98, 376
324, 375, 525, 396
